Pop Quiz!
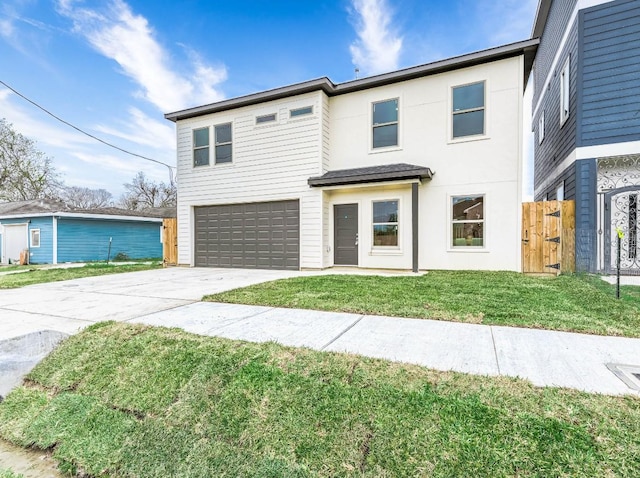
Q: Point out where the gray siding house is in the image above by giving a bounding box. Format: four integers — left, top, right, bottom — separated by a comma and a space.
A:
532, 0, 640, 274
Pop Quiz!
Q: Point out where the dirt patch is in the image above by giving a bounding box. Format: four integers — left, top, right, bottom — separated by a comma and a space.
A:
0, 439, 63, 478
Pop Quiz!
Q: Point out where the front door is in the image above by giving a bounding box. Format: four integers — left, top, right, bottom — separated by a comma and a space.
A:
334, 204, 358, 266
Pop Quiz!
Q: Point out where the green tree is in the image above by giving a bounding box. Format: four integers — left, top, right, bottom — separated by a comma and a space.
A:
0, 118, 61, 202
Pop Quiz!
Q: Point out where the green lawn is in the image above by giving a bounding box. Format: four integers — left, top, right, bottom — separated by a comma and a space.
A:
0, 469, 23, 478
205, 271, 640, 337
0, 263, 162, 289
1, 322, 639, 477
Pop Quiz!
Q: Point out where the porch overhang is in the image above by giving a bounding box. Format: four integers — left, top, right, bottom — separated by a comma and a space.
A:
308, 163, 434, 188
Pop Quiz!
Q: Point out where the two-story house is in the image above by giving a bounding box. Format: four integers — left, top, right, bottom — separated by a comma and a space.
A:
165, 39, 538, 271
531, 0, 640, 274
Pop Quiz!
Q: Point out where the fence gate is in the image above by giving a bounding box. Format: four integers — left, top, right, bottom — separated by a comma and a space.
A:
522, 200, 575, 275
162, 218, 177, 266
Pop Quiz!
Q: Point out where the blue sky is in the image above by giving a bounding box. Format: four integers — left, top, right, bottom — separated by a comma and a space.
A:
0, 0, 538, 199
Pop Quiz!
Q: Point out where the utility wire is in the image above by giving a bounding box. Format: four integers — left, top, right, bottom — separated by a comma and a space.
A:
0, 79, 175, 174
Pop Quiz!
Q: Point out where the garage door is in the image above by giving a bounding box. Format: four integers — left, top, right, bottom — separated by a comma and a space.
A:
194, 200, 299, 270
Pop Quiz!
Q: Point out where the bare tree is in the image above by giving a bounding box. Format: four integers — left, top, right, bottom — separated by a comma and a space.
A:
61, 186, 113, 209
0, 118, 62, 201
119, 171, 176, 210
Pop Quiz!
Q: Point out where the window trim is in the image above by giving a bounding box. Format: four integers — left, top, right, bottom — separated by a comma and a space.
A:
214, 122, 233, 165
450, 194, 486, 251
560, 56, 570, 125
451, 80, 486, 140
290, 106, 313, 118
256, 113, 277, 124
538, 110, 545, 144
30, 228, 41, 248
371, 98, 399, 150
192, 127, 210, 167
372, 199, 400, 249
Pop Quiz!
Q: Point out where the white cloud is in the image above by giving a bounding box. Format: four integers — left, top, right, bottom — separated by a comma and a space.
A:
0, 17, 14, 38
56, 0, 227, 112
0, 87, 94, 150
349, 0, 403, 76
94, 107, 175, 153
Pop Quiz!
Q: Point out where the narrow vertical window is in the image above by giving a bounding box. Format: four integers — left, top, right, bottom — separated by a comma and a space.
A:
30, 229, 41, 248
372, 200, 399, 246
630, 194, 637, 260
538, 111, 545, 144
452, 81, 485, 138
215, 123, 232, 164
372, 99, 398, 148
560, 56, 570, 124
452, 195, 484, 247
193, 127, 210, 167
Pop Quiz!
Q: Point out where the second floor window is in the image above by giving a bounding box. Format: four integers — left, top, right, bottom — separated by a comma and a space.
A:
452, 81, 485, 138
372, 98, 398, 149
193, 127, 209, 167
215, 123, 232, 164
560, 56, 570, 125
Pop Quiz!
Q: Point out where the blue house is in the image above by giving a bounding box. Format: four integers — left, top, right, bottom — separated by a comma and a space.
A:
0, 200, 166, 264
531, 0, 640, 275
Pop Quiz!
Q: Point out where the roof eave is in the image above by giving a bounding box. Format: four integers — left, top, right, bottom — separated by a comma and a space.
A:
532, 0, 552, 38
308, 169, 434, 188
165, 38, 539, 122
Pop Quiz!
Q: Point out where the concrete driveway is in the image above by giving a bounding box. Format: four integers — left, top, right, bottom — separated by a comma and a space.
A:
2, 267, 640, 396
0, 267, 304, 339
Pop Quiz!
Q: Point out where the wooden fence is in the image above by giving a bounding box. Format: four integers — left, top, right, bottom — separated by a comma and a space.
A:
522, 200, 575, 275
162, 218, 177, 267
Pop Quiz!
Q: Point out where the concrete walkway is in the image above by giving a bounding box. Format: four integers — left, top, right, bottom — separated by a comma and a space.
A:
1, 268, 640, 397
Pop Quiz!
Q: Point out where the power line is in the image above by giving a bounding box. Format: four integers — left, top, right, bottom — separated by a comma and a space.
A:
0, 79, 175, 173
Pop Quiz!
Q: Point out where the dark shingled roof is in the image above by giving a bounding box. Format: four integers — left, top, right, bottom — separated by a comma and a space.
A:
0, 199, 175, 219
165, 38, 539, 122
308, 163, 434, 187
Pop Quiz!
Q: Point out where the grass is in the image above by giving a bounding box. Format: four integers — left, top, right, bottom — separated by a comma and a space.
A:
0, 469, 23, 478
0, 262, 162, 289
205, 271, 640, 337
0, 321, 639, 477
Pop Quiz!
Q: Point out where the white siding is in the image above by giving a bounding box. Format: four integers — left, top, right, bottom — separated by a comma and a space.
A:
175, 55, 525, 271
176, 91, 324, 268
326, 56, 524, 271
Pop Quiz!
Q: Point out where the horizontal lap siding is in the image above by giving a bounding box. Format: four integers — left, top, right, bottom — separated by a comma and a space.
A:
579, 0, 640, 146
0, 217, 53, 264
57, 219, 161, 262
534, 0, 577, 106
534, 21, 578, 192
535, 162, 576, 201
176, 91, 324, 268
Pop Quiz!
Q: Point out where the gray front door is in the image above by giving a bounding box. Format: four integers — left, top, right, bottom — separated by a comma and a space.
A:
334, 204, 358, 265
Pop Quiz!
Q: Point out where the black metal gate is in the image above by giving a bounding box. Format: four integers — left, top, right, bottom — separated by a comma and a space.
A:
603, 186, 640, 275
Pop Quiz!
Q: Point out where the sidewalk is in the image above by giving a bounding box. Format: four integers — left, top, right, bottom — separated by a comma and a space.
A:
2, 267, 640, 398
132, 301, 640, 397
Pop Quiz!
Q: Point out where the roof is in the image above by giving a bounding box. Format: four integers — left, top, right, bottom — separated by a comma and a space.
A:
308, 163, 434, 188
165, 38, 539, 122
531, 0, 552, 38
0, 199, 175, 221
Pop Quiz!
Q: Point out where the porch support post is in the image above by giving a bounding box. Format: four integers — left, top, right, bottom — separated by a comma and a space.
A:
412, 182, 419, 273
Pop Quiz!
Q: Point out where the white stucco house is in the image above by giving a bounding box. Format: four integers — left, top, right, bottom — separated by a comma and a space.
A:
165, 39, 539, 272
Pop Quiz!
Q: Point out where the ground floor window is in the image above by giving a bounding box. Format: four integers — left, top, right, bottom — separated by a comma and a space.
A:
30, 228, 40, 248
373, 200, 398, 246
452, 195, 484, 247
